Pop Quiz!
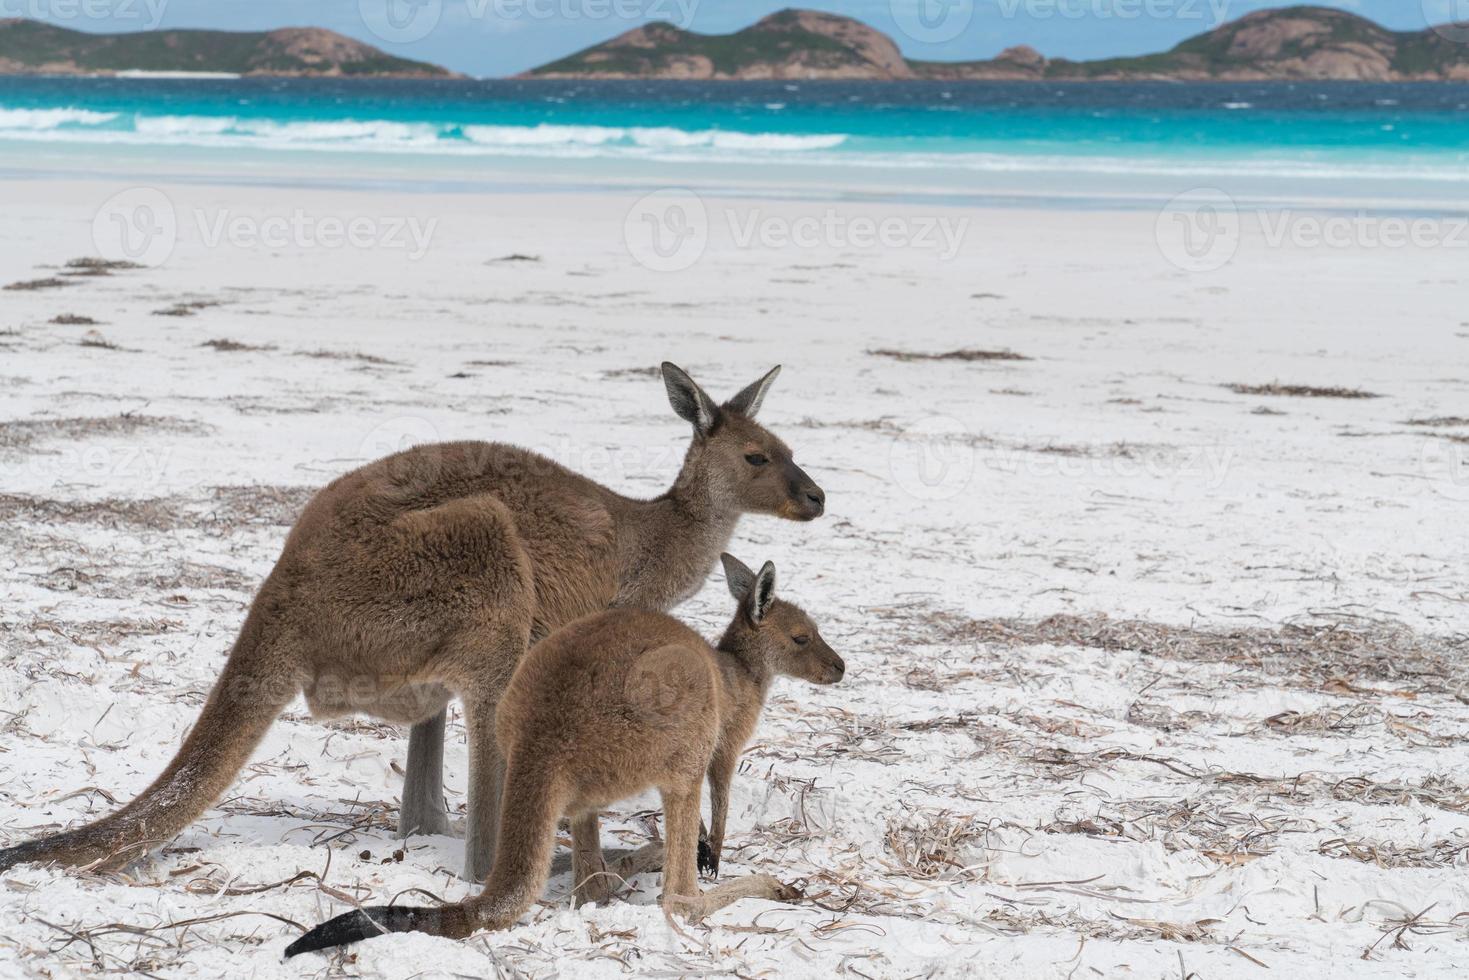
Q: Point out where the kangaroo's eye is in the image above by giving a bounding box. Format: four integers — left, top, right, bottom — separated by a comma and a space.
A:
792, 634, 810, 646
745, 453, 769, 466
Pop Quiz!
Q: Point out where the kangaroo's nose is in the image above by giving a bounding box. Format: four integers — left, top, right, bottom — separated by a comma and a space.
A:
828, 657, 846, 682
803, 485, 825, 516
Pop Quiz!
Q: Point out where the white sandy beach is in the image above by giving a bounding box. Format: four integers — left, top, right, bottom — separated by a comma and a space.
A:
1, 176, 1467, 978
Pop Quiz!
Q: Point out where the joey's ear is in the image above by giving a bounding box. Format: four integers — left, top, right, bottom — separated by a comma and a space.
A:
750, 560, 776, 623
720, 552, 756, 602
724, 365, 781, 419
662, 362, 719, 436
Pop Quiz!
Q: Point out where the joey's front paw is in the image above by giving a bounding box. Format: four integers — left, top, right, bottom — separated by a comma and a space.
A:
697, 836, 719, 877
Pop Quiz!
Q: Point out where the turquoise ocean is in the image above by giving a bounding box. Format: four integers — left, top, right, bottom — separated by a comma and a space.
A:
3, 77, 1468, 211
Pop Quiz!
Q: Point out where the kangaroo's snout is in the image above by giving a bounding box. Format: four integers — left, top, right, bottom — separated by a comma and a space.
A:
785, 462, 825, 521
800, 483, 826, 519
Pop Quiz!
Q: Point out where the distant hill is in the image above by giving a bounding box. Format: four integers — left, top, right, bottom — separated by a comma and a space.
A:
526, 6, 1469, 81
525, 10, 915, 80
0, 19, 456, 77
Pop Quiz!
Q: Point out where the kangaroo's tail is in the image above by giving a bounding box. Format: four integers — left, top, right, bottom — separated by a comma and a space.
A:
0, 626, 298, 873
284, 904, 474, 955
287, 757, 564, 956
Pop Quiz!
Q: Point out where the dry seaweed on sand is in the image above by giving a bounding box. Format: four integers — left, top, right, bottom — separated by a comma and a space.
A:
200, 338, 276, 353
79, 331, 124, 350
870, 347, 1030, 363
603, 366, 662, 379
294, 348, 400, 365
66, 257, 143, 272
0, 413, 211, 451
5, 277, 75, 291
883, 807, 993, 882
880, 608, 1469, 696
1225, 382, 1381, 399
153, 300, 221, 317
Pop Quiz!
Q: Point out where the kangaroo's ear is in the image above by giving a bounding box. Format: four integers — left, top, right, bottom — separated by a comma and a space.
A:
750, 560, 777, 623
662, 362, 719, 436
724, 365, 781, 419
720, 552, 756, 602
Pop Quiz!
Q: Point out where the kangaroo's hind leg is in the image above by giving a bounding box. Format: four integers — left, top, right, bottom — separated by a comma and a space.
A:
390, 492, 535, 882
399, 708, 451, 838
461, 690, 509, 882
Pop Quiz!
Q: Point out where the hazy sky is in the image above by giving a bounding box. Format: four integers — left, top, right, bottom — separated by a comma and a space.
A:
24, 0, 1463, 77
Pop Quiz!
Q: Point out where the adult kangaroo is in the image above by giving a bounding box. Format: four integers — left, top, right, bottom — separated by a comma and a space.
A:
0, 363, 825, 882
285, 554, 843, 956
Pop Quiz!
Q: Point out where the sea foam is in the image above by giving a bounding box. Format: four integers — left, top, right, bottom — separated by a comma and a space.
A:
0, 107, 119, 129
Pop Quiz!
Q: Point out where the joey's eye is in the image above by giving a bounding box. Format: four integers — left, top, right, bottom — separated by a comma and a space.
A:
745, 453, 769, 466
792, 634, 810, 646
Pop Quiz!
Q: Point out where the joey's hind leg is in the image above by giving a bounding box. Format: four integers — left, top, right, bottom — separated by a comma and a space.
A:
570, 812, 613, 907
399, 709, 451, 839
659, 781, 797, 922
678, 874, 800, 922
658, 781, 703, 907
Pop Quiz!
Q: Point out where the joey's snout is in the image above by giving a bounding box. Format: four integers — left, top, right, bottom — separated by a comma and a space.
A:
810, 641, 845, 685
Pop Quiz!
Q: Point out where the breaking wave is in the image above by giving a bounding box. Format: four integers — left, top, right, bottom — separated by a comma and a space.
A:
0, 107, 851, 156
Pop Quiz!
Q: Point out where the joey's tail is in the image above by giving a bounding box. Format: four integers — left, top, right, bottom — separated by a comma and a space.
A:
0, 637, 297, 873
287, 759, 565, 956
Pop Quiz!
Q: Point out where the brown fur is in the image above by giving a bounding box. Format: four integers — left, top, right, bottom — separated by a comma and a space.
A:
0, 365, 825, 881
284, 555, 843, 956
